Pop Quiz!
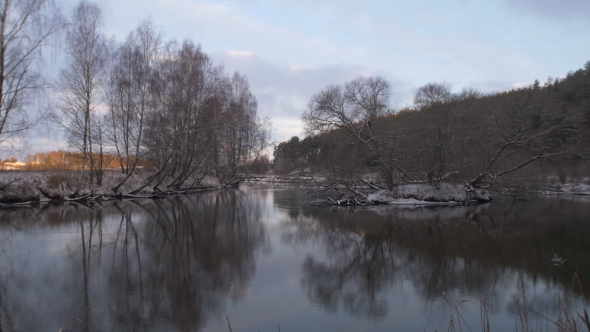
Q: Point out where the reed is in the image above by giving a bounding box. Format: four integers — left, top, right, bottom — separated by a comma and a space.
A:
440, 268, 589, 332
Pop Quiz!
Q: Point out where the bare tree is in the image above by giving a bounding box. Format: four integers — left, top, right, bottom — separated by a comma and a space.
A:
144, 40, 220, 191
412, 82, 458, 186
413, 82, 452, 109
57, 1, 108, 183
215, 72, 269, 185
89, 112, 112, 185
303, 76, 391, 136
0, 0, 63, 156
465, 91, 582, 191
107, 20, 161, 193
303, 76, 398, 189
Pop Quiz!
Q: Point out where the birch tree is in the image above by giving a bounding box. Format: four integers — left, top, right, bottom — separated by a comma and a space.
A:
58, 1, 108, 183
0, 0, 63, 155
215, 72, 268, 185
108, 20, 161, 193
144, 40, 219, 190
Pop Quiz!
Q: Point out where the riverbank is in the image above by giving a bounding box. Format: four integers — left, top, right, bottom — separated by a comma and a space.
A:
366, 184, 492, 205
0, 170, 222, 206
535, 181, 590, 196
3, 172, 589, 207
246, 174, 319, 184
247, 174, 590, 205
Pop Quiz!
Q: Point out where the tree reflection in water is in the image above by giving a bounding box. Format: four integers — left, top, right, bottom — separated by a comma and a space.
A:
0, 189, 268, 331
281, 198, 590, 321
0, 190, 589, 331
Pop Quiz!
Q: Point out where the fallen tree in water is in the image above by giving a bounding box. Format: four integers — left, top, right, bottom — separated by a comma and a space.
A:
307, 178, 492, 206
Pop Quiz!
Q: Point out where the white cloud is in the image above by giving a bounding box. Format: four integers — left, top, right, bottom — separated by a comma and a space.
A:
270, 117, 305, 143
227, 50, 255, 58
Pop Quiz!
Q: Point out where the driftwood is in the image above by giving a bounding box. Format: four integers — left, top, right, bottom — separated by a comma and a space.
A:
122, 193, 163, 199
307, 176, 494, 206
0, 201, 36, 207
307, 179, 370, 206
324, 196, 368, 206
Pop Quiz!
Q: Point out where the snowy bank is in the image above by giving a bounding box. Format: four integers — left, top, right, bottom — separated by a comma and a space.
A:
0, 171, 221, 205
245, 175, 319, 184
535, 181, 590, 196
365, 184, 492, 206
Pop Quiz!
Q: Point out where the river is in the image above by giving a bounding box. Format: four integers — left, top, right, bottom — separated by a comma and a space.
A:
0, 184, 588, 331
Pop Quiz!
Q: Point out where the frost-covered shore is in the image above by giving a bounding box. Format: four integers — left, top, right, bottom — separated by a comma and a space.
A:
248, 176, 491, 205
246, 174, 318, 184
247, 175, 590, 206
366, 183, 492, 205
0, 171, 221, 205
534, 182, 590, 196
3, 172, 589, 207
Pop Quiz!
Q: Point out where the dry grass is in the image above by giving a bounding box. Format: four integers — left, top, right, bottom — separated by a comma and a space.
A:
513, 271, 590, 332
440, 270, 589, 332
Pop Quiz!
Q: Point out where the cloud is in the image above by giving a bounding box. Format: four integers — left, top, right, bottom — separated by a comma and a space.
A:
212, 50, 413, 142
504, 0, 590, 21
226, 50, 255, 58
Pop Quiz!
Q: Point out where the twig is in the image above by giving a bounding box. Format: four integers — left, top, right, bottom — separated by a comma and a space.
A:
48, 302, 61, 329
0, 177, 22, 190
226, 317, 233, 332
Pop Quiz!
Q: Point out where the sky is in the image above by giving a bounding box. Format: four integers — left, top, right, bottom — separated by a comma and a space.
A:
29, 0, 590, 155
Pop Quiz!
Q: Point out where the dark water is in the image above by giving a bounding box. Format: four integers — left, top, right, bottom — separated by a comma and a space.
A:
0, 185, 589, 331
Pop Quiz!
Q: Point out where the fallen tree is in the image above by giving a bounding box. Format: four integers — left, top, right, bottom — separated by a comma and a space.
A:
0, 171, 224, 206
307, 178, 492, 206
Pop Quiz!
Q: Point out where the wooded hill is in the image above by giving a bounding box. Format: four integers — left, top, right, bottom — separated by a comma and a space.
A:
274, 62, 590, 192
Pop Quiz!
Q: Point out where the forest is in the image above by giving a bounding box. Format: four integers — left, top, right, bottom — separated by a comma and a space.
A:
274, 63, 590, 199
0, 0, 269, 197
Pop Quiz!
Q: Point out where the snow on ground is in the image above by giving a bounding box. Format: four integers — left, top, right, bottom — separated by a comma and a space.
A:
367, 184, 472, 204
539, 182, 590, 195
3, 170, 589, 205
0, 171, 221, 204
392, 183, 468, 201
246, 175, 319, 183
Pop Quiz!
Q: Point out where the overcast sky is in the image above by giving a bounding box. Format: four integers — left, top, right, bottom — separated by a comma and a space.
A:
32, 0, 590, 154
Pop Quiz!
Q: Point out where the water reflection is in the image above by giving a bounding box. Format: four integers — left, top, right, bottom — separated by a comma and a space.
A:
279, 197, 590, 322
0, 188, 588, 331
0, 190, 268, 331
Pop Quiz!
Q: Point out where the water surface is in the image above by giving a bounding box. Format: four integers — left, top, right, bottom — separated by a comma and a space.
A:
0, 185, 588, 331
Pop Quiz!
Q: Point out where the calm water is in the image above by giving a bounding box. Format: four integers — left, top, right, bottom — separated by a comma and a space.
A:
0, 185, 589, 331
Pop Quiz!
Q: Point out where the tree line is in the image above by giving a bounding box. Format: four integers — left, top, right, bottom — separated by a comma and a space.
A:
56, 2, 270, 191
19, 150, 138, 171
11, 149, 271, 173
275, 62, 590, 193
0, 0, 269, 192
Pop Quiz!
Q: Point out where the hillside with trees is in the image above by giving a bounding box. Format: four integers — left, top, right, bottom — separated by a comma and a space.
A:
274, 62, 590, 203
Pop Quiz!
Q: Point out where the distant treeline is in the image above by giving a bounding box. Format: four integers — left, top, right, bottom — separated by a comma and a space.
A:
7, 150, 272, 174
18, 150, 138, 171
275, 62, 590, 191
